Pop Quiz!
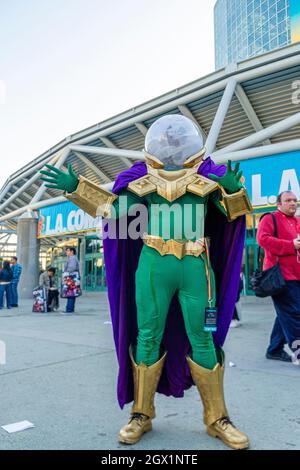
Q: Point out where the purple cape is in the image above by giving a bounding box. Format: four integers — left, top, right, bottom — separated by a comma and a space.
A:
103, 158, 246, 408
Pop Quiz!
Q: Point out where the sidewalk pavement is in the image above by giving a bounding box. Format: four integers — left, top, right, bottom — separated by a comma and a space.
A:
0, 293, 299, 450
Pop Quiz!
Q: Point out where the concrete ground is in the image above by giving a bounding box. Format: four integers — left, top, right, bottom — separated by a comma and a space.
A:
0, 292, 299, 450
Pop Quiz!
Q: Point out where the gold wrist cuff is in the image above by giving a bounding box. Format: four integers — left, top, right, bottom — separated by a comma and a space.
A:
65, 175, 117, 218
220, 187, 252, 221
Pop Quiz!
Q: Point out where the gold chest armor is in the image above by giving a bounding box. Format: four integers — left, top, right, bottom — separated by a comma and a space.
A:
127, 163, 219, 202
65, 152, 252, 222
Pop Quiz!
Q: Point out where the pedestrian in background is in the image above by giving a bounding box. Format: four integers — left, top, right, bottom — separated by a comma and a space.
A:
63, 247, 80, 314
0, 261, 13, 309
39, 267, 59, 312
257, 191, 300, 363
10, 256, 22, 307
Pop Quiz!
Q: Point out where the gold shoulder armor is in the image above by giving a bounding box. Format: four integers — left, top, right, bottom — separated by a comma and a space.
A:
220, 187, 253, 221
65, 175, 117, 218
128, 176, 157, 197
187, 175, 219, 197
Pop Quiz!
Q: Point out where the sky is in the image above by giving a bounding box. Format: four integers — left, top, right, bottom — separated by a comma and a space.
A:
0, 0, 216, 187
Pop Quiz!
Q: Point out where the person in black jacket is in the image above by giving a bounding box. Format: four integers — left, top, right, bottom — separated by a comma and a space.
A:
0, 261, 13, 309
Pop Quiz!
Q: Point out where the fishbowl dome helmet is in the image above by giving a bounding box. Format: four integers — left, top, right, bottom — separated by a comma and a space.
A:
144, 114, 205, 170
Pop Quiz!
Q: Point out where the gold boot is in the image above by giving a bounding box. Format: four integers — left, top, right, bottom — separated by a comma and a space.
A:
118, 350, 166, 444
187, 355, 249, 450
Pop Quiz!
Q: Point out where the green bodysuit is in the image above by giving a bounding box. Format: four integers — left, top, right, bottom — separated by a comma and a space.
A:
111, 189, 227, 369
39, 118, 251, 450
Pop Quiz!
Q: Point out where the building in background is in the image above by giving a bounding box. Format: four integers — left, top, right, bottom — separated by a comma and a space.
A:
38, 201, 106, 292
215, 0, 300, 69
1, 45, 300, 296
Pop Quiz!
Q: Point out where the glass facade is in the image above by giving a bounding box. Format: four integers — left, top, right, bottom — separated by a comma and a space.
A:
215, 0, 292, 69
45, 236, 107, 292
84, 237, 106, 291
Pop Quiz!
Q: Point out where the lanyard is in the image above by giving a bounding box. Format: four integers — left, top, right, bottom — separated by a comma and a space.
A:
203, 240, 213, 307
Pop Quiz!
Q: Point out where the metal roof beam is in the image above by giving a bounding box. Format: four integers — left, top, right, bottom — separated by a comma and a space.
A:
0, 153, 60, 212
205, 78, 237, 156
67, 50, 300, 150
13, 196, 34, 207
0, 178, 114, 223
0, 196, 66, 223
1, 48, 300, 213
69, 144, 144, 160
235, 83, 271, 145
1, 47, 299, 197
7, 201, 20, 211
14, 195, 32, 206
0, 184, 13, 204
73, 151, 111, 183
0, 234, 10, 250
134, 122, 148, 136
213, 138, 300, 163
0, 230, 16, 235
99, 137, 132, 168
30, 148, 71, 204
11, 186, 35, 203
0, 157, 59, 201
213, 111, 300, 157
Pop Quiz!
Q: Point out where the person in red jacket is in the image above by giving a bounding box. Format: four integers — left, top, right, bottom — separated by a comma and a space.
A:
257, 191, 300, 363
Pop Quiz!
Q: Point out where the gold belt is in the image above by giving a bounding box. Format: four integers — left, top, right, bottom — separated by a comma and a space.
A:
143, 235, 206, 260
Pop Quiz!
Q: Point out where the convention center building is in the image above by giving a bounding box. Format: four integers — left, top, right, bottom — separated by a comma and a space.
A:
1, 44, 300, 296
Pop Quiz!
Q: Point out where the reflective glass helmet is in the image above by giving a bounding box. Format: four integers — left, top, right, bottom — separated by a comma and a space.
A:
145, 114, 205, 170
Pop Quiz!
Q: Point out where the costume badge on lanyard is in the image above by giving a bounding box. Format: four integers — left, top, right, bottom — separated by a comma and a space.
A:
203, 241, 218, 332
204, 305, 218, 332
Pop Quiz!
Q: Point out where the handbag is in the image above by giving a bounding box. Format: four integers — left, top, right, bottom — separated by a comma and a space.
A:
60, 271, 82, 298
32, 285, 47, 313
250, 213, 286, 298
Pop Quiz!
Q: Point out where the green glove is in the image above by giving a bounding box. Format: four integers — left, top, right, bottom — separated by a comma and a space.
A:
208, 160, 243, 194
40, 164, 79, 193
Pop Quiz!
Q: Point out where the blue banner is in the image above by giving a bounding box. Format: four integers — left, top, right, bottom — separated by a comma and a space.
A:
38, 201, 102, 238
240, 150, 300, 208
